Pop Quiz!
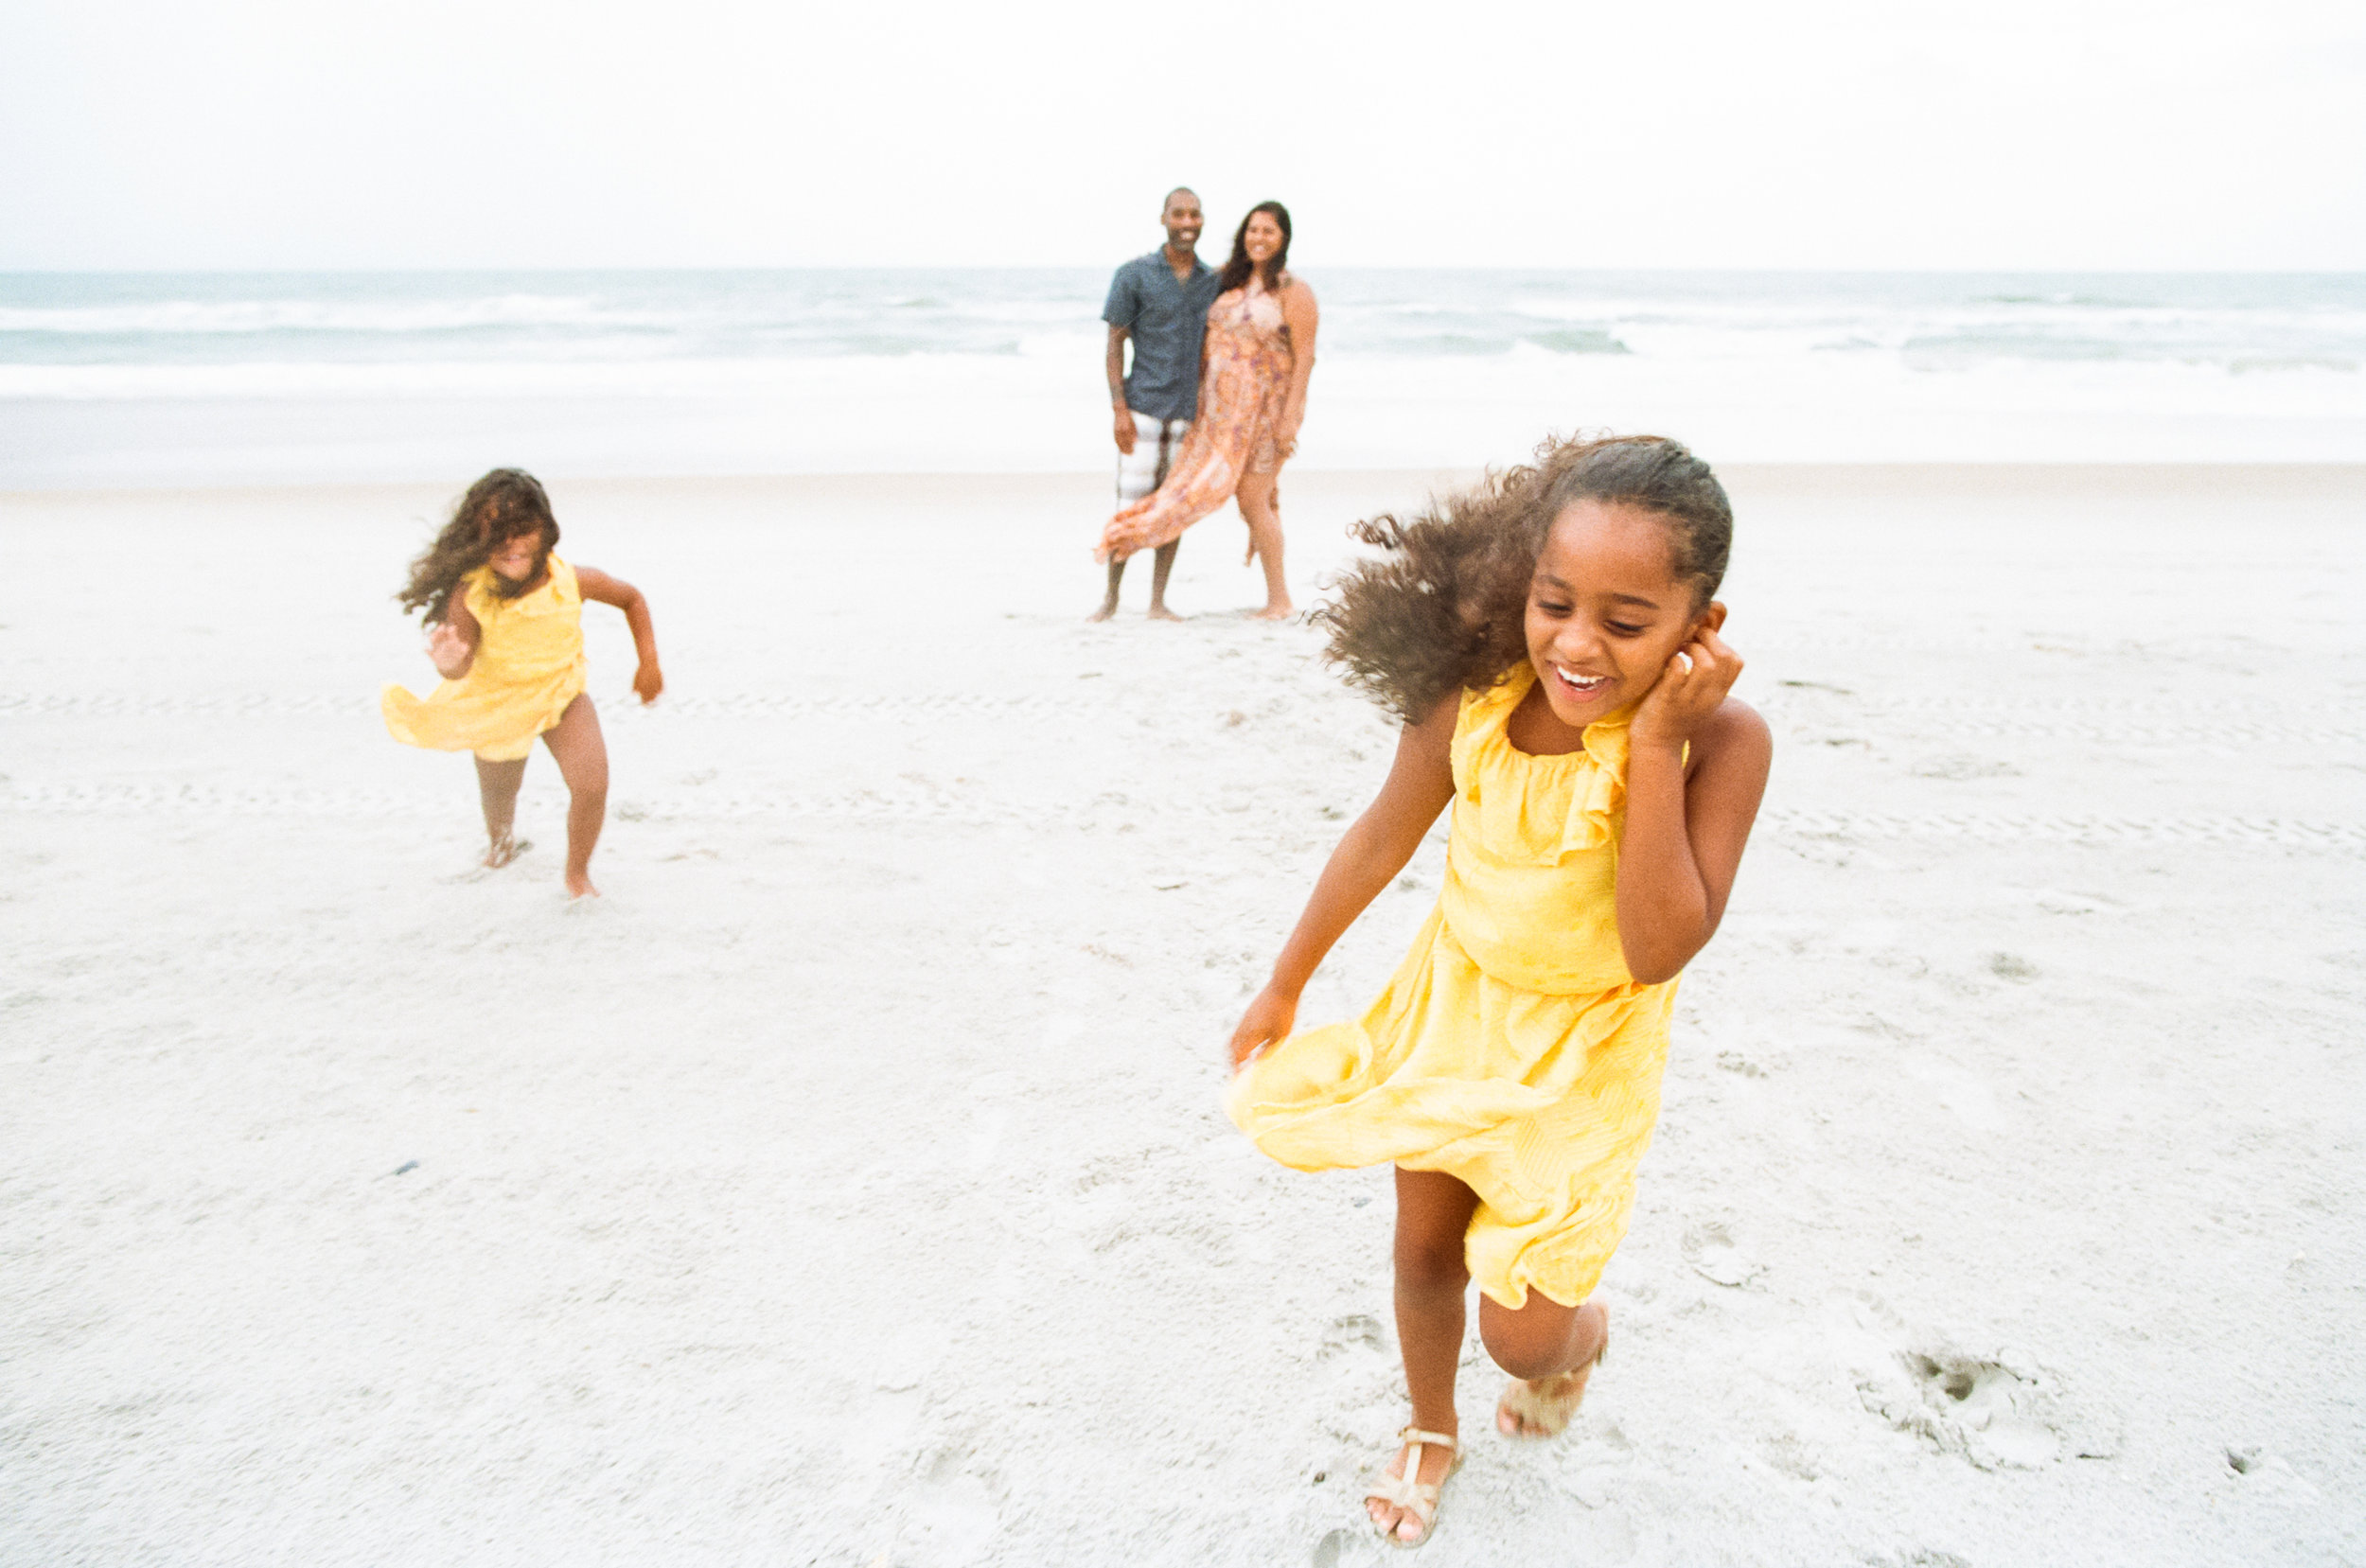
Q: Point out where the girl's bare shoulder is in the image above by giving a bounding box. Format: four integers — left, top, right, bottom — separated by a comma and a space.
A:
1690, 696, 1771, 776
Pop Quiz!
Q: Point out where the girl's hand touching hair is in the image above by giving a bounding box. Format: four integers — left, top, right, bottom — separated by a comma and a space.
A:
1631, 626, 1743, 751
1227, 984, 1299, 1071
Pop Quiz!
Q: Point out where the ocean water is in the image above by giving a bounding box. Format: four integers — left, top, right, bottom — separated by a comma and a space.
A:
2, 269, 2361, 485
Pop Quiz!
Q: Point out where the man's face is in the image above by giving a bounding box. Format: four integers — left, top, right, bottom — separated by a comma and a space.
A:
1162, 192, 1203, 253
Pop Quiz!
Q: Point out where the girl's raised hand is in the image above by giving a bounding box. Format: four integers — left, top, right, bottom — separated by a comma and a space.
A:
1632, 626, 1743, 750
1227, 984, 1298, 1071
425, 620, 472, 678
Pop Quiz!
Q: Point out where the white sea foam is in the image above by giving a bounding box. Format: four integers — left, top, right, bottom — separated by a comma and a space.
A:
1, 269, 2359, 483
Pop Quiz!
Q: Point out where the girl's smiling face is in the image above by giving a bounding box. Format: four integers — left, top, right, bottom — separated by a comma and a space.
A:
1525, 499, 1722, 731
485, 530, 544, 584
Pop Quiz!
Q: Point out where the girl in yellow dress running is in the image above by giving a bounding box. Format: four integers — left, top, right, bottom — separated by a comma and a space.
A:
382, 469, 662, 899
1226, 434, 1771, 1547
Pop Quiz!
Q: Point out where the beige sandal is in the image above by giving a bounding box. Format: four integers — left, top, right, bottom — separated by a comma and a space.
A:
1364, 1426, 1462, 1548
1496, 1304, 1609, 1439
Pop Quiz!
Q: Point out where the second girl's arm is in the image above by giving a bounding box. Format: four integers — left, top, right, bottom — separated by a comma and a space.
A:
1616, 629, 1772, 984
574, 566, 663, 704
1228, 691, 1457, 1066
426, 595, 482, 679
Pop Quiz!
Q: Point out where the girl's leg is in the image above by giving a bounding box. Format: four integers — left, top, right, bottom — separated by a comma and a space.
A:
539, 694, 609, 898
473, 754, 529, 866
1368, 1166, 1482, 1542
1478, 1287, 1611, 1437
1236, 471, 1292, 619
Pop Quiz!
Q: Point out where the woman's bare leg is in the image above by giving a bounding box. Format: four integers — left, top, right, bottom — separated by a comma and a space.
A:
1368, 1166, 1482, 1543
472, 755, 528, 866
1237, 472, 1292, 619
539, 694, 609, 898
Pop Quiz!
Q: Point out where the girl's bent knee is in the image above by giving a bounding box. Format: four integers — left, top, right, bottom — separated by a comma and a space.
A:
1484, 1336, 1568, 1382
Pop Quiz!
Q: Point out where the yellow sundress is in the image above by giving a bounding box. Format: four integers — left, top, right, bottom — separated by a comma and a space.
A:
381, 556, 588, 762
1227, 665, 1678, 1310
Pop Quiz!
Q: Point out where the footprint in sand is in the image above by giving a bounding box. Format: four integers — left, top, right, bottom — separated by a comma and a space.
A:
894, 1446, 1000, 1567
1318, 1313, 1386, 1359
1308, 1526, 1363, 1568
1683, 1220, 1761, 1288
1834, 1295, 2110, 1470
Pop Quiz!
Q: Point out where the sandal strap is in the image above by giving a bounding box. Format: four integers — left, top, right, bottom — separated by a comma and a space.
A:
1398, 1426, 1458, 1452
1364, 1472, 1439, 1511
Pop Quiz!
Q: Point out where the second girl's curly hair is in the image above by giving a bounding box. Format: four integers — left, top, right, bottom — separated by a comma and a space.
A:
1312, 433, 1732, 724
396, 468, 559, 622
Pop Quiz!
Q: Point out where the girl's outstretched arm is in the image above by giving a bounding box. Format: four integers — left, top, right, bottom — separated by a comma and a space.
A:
1228, 691, 1457, 1068
1616, 626, 1772, 984
574, 566, 663, 704
426, 596, 483, 680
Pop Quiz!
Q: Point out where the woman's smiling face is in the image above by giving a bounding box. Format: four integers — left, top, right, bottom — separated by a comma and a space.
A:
1525, 499, 1712, 731
1243, 211, 1285, 265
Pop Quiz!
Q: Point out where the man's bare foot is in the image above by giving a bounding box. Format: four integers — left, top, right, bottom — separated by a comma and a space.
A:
564, 870, 600, 899
1086, 602, 1119, 623
483, 832, 527, 870
1250, 601, 1295, 622
1496, 1303, 1609, 1438
1147, 604, 1182, 622
1365, 1425, 1459, 1545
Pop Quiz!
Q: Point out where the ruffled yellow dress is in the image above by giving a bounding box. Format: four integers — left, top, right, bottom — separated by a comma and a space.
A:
381, 557, 588, 762
1227, 666, 1678, 1310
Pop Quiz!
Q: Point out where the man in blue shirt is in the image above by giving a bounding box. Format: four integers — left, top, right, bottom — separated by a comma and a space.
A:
1091, 186, 1223, 621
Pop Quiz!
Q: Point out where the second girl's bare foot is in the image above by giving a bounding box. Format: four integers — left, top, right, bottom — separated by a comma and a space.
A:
1497, 1303, 1609, 1438
1251, 601, 1295, 622
1147, 604, 1182, 622
564, 870, 601, 900
1086, 603, 1118, 623
483, 833, 528, 870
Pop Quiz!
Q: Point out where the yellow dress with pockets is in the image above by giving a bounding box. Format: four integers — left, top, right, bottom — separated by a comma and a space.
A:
1227, 665, 1678, 1310
381, 556, 588, 763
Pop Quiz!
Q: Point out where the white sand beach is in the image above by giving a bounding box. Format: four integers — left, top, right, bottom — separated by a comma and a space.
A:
3, 464, 2362, 1566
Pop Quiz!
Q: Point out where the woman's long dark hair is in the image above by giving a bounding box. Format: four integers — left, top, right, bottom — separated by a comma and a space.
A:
1312, 434, 1733, 724
396, 468, 559, 623
1216, 201, 1293, 294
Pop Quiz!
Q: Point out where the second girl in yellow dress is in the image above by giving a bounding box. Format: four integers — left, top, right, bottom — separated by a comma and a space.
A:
383, 468, 662, 899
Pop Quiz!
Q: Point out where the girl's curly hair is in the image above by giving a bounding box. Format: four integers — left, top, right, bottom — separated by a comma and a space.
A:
1312, 433, 1732, 724
396, 468, 559, 623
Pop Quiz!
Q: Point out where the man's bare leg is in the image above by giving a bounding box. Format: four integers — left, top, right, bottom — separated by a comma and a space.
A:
1090, 555, 1126, 622
1368, 1167, 1482, 1544
473, 754, 528, 867
539, 694, 609, 898
1146, 541, 1181, 620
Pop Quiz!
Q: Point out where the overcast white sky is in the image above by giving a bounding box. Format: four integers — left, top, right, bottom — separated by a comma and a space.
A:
3, 0, 2361, 273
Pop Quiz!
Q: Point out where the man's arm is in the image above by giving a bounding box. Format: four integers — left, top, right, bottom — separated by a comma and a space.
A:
1105, 325, 1136, 453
